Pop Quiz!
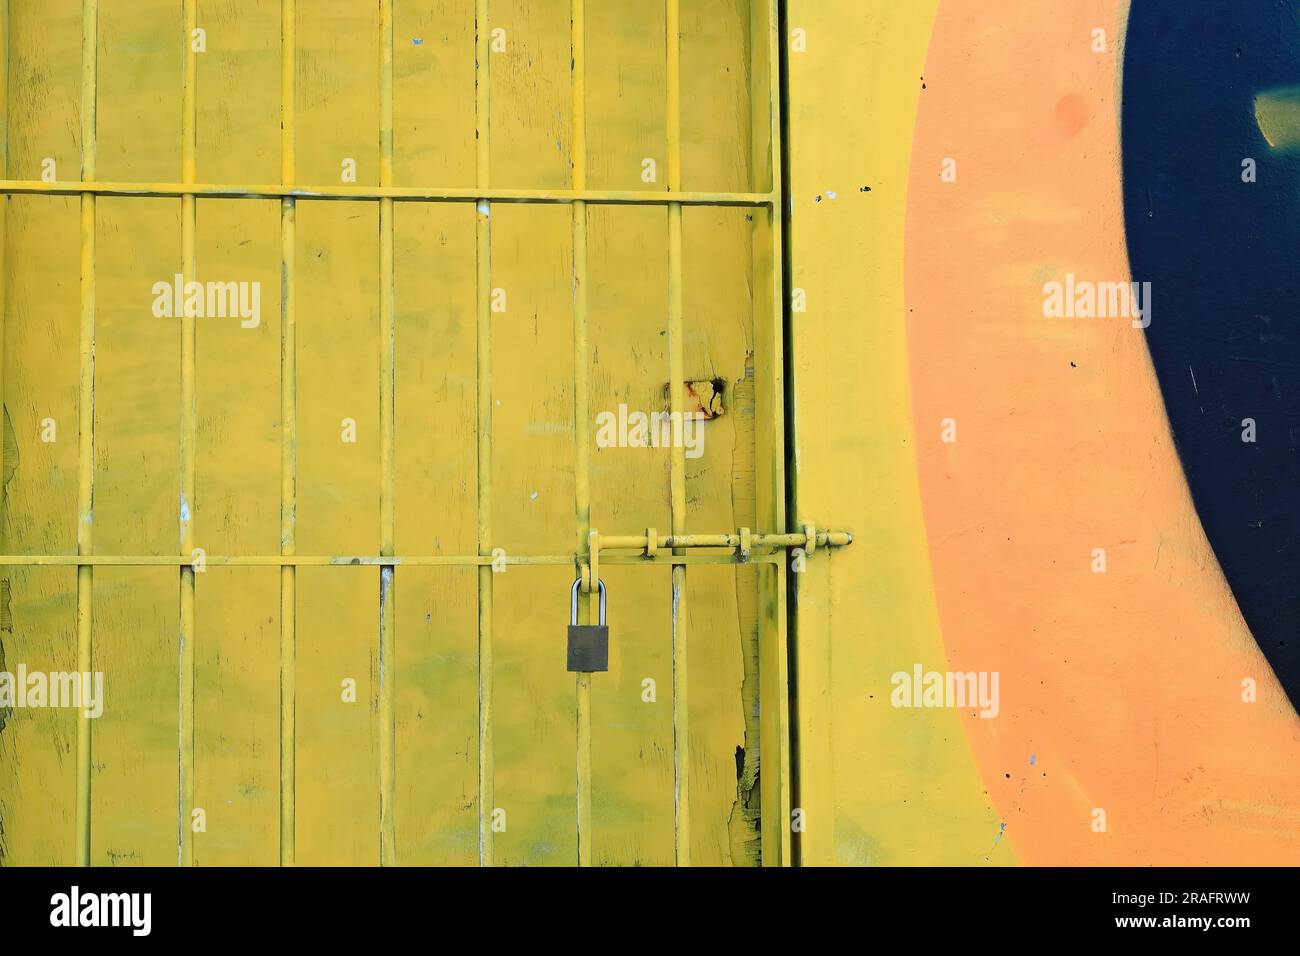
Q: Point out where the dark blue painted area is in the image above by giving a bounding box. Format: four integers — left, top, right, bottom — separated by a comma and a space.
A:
1123, 1, 1300, 708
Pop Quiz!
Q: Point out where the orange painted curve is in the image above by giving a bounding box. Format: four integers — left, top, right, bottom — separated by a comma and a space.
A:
904, 0, 1300, 864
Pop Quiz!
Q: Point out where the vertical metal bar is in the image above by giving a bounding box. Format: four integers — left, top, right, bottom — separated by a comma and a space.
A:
474, 0, 494, 868
75, 0, 98, 869
767, 0, 792, 867
751, 0, 792, 867
570, 0, 593, 868
178, 0, 199, 869
278, 0, 297, 867
377, 0, 397, 866
665, 0, 690, 867
0, 0, 7, 562
764, 2, 785, 499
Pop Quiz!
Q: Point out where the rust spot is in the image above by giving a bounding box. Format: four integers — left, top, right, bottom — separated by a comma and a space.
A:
663, 379, 726, 419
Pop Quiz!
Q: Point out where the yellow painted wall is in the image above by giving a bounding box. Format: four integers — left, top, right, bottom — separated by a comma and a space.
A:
786, 0, 1010, 866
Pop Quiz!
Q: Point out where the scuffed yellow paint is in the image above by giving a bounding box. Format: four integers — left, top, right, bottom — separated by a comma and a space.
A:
1, 0, 785, 867
1255, 87, 1300, 151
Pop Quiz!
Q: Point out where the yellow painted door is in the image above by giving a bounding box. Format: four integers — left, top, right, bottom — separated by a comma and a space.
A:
0, 0, 801, 866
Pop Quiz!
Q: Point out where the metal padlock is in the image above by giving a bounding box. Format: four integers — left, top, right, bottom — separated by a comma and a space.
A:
567, 578, 608, 672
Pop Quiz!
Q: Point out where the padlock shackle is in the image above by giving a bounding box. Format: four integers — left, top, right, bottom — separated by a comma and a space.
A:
570, 577, 606, 626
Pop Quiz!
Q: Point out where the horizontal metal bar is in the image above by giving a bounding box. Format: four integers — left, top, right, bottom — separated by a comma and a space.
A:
598, 530, 853, 550
0, 528, 847, 569
0, 179, 773, 207
0, 553, 780, 567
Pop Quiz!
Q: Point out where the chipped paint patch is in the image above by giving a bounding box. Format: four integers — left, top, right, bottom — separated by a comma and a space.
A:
662, 379, 726, 419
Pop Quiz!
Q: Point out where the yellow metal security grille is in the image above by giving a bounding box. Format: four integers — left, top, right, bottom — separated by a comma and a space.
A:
0, 0, 843, 866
